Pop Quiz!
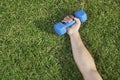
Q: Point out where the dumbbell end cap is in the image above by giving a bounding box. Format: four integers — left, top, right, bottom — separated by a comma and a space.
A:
54, 22, 66, 35
74, 10, 87, 23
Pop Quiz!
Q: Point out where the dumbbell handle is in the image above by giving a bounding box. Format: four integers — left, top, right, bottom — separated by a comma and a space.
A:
63, 20, 76, 29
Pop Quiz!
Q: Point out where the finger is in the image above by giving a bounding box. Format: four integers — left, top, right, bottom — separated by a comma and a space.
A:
62, 16, 73, 23
69, 15, 74, 19
65, 16, 73, 22
62, 19, 67, 23
66, 15, 75, 22
62, 16, 69, 22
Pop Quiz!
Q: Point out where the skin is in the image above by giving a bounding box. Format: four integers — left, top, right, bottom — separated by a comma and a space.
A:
62, 15, 103, 80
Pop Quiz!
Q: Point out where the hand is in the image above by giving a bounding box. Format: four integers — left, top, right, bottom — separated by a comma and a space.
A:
62, 15, 81, 36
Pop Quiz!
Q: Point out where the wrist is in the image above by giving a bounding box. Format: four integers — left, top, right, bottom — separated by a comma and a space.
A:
68, 31, 80, 37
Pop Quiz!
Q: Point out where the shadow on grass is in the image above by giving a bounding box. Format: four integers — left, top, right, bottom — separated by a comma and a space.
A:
33, 8, 83, 80
33, 8, 75, 35
33, 18, 55, 35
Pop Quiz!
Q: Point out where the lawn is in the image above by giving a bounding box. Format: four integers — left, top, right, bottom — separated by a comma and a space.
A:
0, 0, 120, 80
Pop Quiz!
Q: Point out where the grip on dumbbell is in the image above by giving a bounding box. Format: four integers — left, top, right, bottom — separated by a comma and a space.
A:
54, 20, 75, 35
54, 10, 87, 35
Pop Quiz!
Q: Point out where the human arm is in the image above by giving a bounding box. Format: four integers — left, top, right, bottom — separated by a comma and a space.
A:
62, 16, 103, 80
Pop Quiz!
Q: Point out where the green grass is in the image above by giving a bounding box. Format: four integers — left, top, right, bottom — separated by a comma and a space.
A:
0, 0, 120, 80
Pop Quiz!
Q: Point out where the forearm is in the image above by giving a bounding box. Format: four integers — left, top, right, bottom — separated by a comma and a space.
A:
69, 32, 102, 80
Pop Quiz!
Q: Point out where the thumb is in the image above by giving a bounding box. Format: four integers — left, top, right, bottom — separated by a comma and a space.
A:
74, 17, 81, 24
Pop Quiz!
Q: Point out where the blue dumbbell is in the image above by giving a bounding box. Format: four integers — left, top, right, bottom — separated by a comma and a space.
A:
54, 10, 87, 35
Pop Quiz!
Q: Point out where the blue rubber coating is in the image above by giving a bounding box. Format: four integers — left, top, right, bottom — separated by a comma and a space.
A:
74, 10, 87, 22
54, 9, 87, 35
